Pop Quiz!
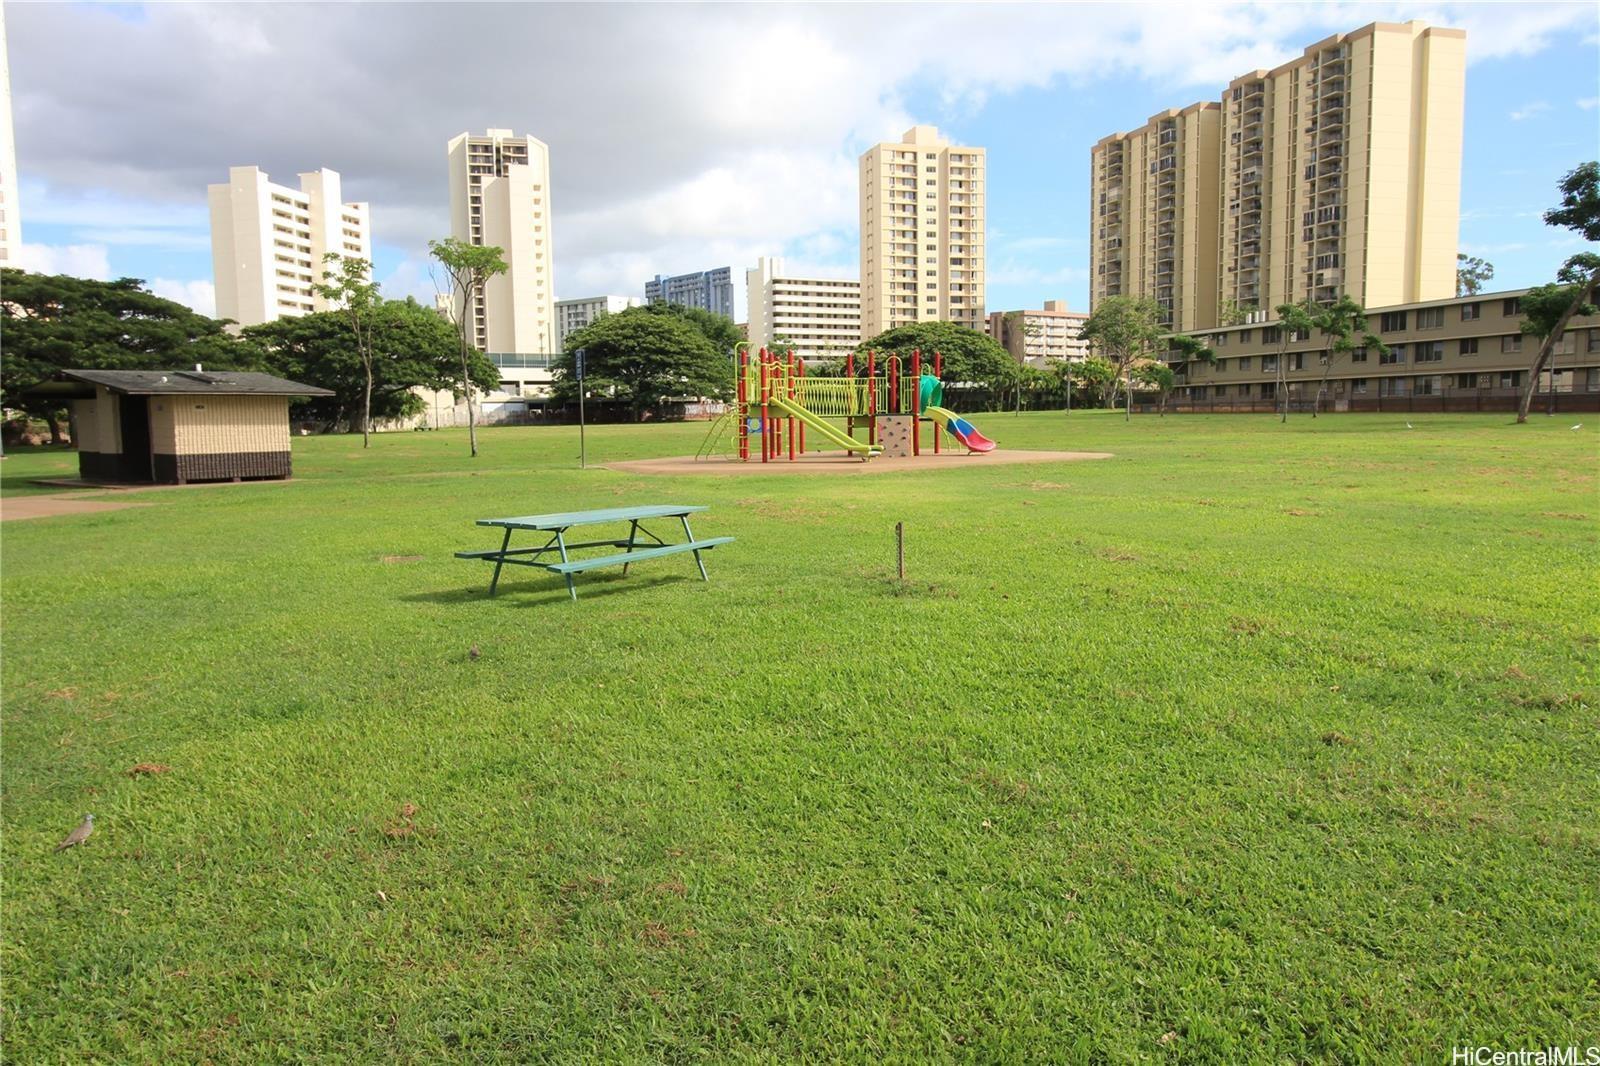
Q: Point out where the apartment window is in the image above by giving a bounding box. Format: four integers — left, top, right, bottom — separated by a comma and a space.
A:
1289, 352, 1304, 371
1259, 383, 1276, 399
1417, 308, 1445, 329
1351, 346, 1368, 363
1415, 375, 1442, 396
1215, 333, 1228, 346
1589, 329, 1600, 353
1458, 373, 1477, 389
1378, 377, 1410, 397
1380, 346, 1406, 365
1416, 342, 1444, 363
1459, 337, 1479, 356
1502, 297, 1522, 316
1501, 335, 1522, 354
1380, 311, 1408, 332
1351, 378, 1368, 394
1238, 356, 1252, 371
1499, 370, 1522, 389
1460, 302, 1481, 321
1262, 326, 1282, 344
1239, 329, 1253, 343
1260, 354, 1278, 372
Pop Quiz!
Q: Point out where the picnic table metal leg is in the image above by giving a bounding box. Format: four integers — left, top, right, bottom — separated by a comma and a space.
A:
555, 528, 577, 601
622, 519, 640, 575
488, 527, 513, 596
680, 514, 709, 581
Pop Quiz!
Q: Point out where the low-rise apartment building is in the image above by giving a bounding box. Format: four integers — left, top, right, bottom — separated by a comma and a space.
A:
1170, 288, 1600, 411
986, 300, 1089, 367
745, 257, 861, 359
556, 295, 641, 347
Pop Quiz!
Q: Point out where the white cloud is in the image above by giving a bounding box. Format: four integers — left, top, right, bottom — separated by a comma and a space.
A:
148, 278, 216, 317
1509, 101, 1552, 121
6, 1, 1593, 313
1578, 97, 1600, 110
14, 242, 111, 279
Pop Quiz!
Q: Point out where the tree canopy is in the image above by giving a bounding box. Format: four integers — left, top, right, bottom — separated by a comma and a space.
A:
638, 302, 742, 357
555, 306, 729, 420
1, 269, 246, 433
427, 237, 508, 457
856, 321, 1019, 392
1516, 162, 1600, 422
243, 298, 496, 430
1456, 253, 1495, 297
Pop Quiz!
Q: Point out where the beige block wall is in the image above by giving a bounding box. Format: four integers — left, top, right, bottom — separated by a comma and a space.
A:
153, 395, 290, 454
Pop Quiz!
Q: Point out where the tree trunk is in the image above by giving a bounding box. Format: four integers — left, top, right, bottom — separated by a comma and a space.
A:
46, 415, 65, 445
1124, 365, 1132, 422
1517, 269, 1600, 423
362, 360, 373, 449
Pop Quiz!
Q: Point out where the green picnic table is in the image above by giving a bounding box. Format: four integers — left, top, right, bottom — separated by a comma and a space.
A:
456, 504, 733, 601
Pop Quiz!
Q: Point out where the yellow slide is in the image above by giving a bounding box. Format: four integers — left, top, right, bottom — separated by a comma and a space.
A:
767, 395, 881, 456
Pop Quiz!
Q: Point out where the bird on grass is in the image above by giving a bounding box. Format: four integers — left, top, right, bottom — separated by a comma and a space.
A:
1405, 422, 1414, 429
1572, 424, 1583, 431
55, 814, 93, 852
468, 645, 481, 661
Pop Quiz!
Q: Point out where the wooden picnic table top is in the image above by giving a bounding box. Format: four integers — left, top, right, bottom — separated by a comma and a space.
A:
476, 504, 708, 531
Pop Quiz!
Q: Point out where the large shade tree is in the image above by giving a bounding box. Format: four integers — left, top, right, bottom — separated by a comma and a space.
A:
1516, 162, 1600, 423
554, 307, 729, 421
856, 321, 1019, 400
242, 298, 496, 431
0, 269, 245, 442
639, 302, 742, 358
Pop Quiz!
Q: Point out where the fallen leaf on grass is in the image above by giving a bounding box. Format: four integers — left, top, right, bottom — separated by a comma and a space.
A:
46, 687, 79, 700
399, 803, 419, 819
127, 763, 172, 776
1098, 548, 1139, 563
1504, 664, 1531, 680
1321, 731, 1354, 747
653, 879, 687, 896
1284, 508, 1316, 517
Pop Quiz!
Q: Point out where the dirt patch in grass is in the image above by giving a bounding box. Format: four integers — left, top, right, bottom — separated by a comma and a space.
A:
0, 495, 150, 522
607, 450, 1112, 476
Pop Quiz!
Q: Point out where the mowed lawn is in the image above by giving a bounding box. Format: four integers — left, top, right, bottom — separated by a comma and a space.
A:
2, 412, 1596, 1062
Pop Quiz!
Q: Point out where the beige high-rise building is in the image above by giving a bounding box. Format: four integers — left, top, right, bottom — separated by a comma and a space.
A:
208, 166, 371, 328
0, 3, 21, 264
745, 257, 861, 360
1091, 103, 1222, 332
1219, 21, 1465, 315
447, 130, 556, 355
1092, 20, 1465, 331
859, 125, 985, 338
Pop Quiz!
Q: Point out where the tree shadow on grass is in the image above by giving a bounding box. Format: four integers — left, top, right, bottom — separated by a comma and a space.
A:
402, 572, 695, 607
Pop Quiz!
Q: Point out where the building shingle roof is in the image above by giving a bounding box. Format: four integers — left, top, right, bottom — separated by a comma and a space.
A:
59, 370, 334, 397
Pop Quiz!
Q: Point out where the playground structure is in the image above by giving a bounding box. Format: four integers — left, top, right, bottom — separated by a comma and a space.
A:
698, 346, 996, 463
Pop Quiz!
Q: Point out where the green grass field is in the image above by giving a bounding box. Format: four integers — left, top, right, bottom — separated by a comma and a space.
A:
3, 412, 1596, 1061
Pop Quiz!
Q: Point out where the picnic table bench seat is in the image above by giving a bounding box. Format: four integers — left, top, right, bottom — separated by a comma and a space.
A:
457, 504, 732, 601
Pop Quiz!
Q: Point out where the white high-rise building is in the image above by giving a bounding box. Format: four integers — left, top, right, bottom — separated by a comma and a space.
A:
447, 129, 556, 355
208, 166, 371, 327
556, 295, 641, 346
745, 257, 862, 360
0, 3, 21, 265
859, 125, 986, 338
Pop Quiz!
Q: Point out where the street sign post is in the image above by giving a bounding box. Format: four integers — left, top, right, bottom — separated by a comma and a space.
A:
575, 348, 587, 469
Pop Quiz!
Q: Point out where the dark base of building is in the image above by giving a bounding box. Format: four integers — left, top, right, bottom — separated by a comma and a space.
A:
1152, 391, 1600, 415
79, 449, 293, 484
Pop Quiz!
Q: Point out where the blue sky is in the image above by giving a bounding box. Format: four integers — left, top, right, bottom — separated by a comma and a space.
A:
8, 2, 1598, 322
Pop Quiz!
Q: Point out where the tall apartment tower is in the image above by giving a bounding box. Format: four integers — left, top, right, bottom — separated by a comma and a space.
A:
1091, 104, 1222, 332
447, 130, 556, 354
859, 125, 986, 338
745, 256, 862, 359
0, 2, 21, 264
1091, 20, 1465, 330
1218, 21, 1465, 315
208, 166, 371, 327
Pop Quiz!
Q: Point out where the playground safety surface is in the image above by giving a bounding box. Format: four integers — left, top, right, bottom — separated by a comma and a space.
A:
608, 450, 1113, 476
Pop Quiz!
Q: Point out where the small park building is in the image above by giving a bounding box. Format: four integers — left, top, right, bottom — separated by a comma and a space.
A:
50, 369, 331, 484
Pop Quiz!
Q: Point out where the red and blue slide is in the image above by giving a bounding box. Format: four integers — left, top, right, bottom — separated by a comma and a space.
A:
923, 405, 996, 453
